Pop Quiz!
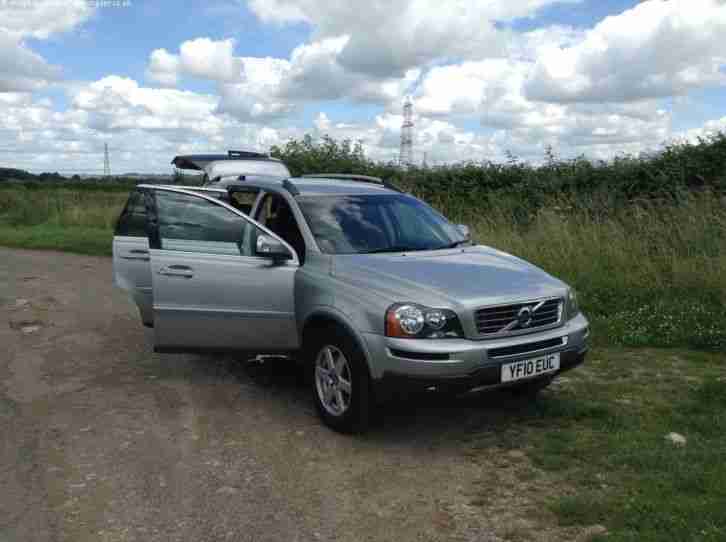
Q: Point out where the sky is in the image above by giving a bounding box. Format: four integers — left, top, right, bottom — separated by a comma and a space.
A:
0, 0, 725, 174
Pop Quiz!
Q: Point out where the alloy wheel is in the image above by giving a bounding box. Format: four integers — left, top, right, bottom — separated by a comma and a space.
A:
314, 345, 352, 417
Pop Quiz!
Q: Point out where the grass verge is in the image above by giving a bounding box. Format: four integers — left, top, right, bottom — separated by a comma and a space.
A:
471, 348, 726, 542
0, 225, 112, 256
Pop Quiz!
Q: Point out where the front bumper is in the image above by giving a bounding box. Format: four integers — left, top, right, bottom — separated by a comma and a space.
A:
361, 313, 589, 401
373, 348, 586, 403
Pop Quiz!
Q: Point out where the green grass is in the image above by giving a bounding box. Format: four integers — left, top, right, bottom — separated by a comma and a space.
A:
0, 224, 112, 256
0, 186, 124, 256
474, 348, 726, 542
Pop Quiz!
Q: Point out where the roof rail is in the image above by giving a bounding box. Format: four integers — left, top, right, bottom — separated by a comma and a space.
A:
301, 173, 402, 193
228, 150, 268, 159
282, 179, 300, 196
302, 173, 382, 184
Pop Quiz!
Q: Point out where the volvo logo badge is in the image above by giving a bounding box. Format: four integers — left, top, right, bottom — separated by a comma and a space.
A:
517, 306, 533, 328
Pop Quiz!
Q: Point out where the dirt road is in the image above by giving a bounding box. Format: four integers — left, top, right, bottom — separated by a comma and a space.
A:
1, 248, 583, 542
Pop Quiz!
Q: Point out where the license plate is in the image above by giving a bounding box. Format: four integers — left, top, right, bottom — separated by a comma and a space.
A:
501, 353, 560, 383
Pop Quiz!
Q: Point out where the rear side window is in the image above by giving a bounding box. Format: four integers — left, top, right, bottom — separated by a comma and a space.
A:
115, 190, 147, 237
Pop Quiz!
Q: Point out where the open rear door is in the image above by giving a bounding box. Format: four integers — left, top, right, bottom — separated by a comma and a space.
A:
112, 188, 152, 326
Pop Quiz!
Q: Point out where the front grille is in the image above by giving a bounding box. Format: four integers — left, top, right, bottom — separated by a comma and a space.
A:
475, 298, 563, 336
488, 337, 565, 358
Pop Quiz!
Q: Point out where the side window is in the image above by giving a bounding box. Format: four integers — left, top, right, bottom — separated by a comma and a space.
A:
254, 193, 276, 225
229, 189, 259, 215
155, 191, 257, 256
255, 193, 306, 263
115, 189, 147, 237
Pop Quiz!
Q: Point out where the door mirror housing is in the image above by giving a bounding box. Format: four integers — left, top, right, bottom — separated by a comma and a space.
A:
457, 224, 471, 240
256, 234, 292, 260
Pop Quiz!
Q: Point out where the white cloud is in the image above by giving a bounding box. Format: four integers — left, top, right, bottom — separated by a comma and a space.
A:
216, 56, 295, 121
71, 76, 224, 138
677, 116, 726, 143
247, 0, 309, 25
146, 38, 244, 85
0, 0, 94, 39
143, 39, 298, 121
303, 110, 494, 164
146, 49, 181, 87
144, 36, 421, 120
0, 76, 294, 174
525, 0, 726, 103
412, 57, 673, 161
0, 0, 94, 93
179, 38, 243, 82
246, 0, 581, 77
279, 37, 420, 104
0, 33, 62, 92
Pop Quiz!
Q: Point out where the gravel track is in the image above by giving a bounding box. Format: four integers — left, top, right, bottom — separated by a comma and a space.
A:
0, 248, 584, 542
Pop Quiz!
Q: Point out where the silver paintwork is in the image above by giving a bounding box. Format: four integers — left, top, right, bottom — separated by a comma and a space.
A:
256, 234, 291, 258
204, 159, 290, 180
112, 176, 588, 387
112, 236, 152, 325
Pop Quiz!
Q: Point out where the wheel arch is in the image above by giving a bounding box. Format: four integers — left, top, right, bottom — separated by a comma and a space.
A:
301, 309, 373, 375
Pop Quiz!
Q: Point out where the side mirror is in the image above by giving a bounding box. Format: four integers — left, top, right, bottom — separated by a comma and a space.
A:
256, 234, 292, 261
457, 224, 471, 240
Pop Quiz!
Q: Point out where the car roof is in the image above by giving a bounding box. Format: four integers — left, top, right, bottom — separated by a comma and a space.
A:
289, 178, 395, 196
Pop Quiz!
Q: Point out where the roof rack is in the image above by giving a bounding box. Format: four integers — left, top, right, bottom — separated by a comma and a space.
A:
301, 173, 402, 193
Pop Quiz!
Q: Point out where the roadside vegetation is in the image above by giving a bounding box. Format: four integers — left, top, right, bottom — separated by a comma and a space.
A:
5, 133, 723, 348
1, 133, 724, 539
0, 186, 126, 256
468, 348, 726, 542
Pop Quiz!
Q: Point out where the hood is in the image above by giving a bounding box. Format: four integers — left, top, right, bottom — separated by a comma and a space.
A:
332, 245, 568, 310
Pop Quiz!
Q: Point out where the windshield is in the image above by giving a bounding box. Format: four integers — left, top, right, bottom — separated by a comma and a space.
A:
206, 160, 291, 180
297, 194, 467, 254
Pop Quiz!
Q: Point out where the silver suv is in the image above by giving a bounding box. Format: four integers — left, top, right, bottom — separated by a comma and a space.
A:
113, 175, 589, 432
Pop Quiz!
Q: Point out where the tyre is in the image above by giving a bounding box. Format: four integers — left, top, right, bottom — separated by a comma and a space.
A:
505, 376, 552, 396
308, 324, 371, 434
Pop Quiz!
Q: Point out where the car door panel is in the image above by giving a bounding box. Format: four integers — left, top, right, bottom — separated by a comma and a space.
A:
113, 236, 153, 324
145, 187, 299, 353
112, 189, 153, 325
151, 251, 297, 351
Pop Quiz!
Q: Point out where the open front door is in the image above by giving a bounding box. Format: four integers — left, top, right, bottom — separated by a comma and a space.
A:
144, 187, 299, 353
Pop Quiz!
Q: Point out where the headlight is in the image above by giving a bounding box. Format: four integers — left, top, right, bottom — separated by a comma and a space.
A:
385, 303, 464, 339
566, 289, 580, 320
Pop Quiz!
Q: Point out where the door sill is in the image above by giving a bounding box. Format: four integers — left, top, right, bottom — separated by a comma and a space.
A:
153, 346, 300, 356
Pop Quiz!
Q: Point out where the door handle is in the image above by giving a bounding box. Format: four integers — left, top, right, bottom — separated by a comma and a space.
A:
121, 249, 150, 261
158, 265, 194, 278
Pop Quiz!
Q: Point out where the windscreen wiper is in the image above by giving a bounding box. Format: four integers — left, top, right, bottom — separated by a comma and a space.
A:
438, 240, 469, 249
359, 246, 421, 254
